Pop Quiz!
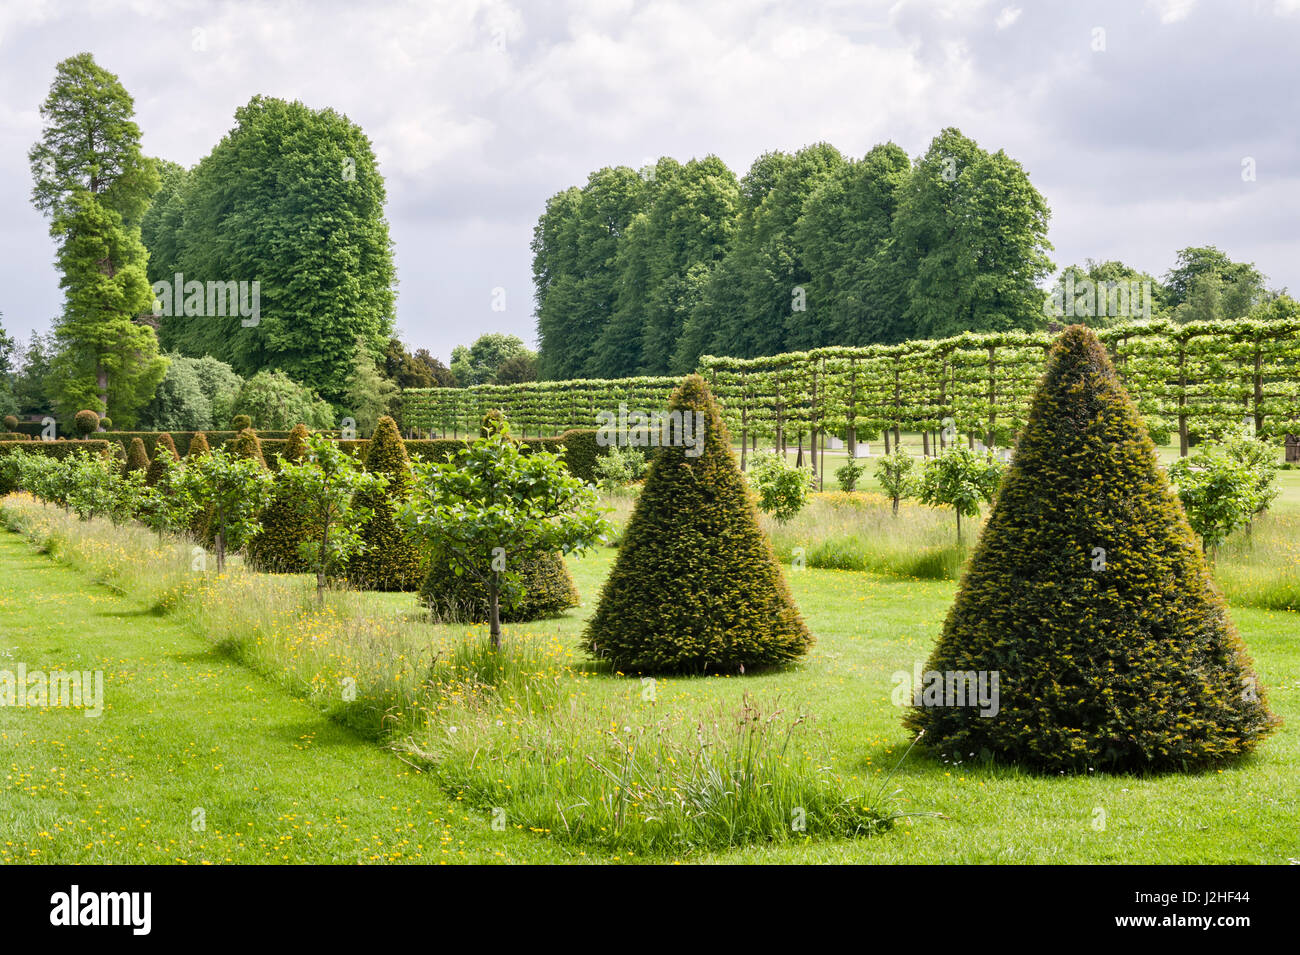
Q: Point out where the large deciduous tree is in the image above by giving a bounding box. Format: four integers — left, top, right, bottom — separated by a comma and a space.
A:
155, 96, 395, 400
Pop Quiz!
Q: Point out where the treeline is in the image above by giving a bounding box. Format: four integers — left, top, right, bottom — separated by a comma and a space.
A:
532, 129, 1055, 379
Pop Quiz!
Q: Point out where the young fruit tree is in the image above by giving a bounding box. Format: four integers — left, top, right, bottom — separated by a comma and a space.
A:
874, 446, 918, 515
746, 450, 815, 523
178, 447, 272, 572
917, 444, 1004, 542
400, 415, 605, 649
1169, 445, 1262, 556
276, 433, 384, 602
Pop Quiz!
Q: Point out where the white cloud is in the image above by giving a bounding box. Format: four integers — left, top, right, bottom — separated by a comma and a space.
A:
996, 6, 1021, 30
1151, 0, 1196, 24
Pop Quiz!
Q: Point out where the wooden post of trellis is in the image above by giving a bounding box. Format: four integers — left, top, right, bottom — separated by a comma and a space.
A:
892, 361, 902, 453
810, 360, 821, 488
986, 343, 997, 450
1253, 337, 1265, 436
1177, 338, 1189, 457
846, 357, 858, 459
775, 370, 785, 456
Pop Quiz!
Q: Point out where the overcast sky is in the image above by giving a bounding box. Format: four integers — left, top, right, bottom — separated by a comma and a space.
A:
2, 0, 1297, 364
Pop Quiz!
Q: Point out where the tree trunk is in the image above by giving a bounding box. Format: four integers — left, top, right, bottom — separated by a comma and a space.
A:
488, 573, 502, 650
96, 363, 109, 413
215, 530, 226, 573
956, 510, 962, 544
316, 525, 330, 603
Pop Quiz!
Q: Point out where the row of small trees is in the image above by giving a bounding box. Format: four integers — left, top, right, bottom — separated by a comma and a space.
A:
6, 417, 607, 637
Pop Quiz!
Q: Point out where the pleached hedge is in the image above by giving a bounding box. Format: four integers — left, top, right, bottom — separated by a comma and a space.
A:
403, 315, 1300, 472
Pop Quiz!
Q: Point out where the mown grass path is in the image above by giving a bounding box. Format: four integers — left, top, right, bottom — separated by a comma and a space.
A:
0, 531, 578, 864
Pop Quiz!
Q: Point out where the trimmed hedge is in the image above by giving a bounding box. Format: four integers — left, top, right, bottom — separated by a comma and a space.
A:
584, 374, 812, 674
419, 551, 579, 623
347, 416, 424, 592
258, 430, 601, 482
0, 440, 111, 494
904, 325, 1280, 772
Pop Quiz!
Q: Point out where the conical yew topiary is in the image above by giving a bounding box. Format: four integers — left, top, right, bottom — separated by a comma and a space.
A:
145, 432, 180, 486
123, 437, 150, 477
187, 431, 210, 459
347, 415, 424, 591
584, 374, 812, 674
229, 427, 267, 469
904, 325, 1279, 772
247, 424, 315, 573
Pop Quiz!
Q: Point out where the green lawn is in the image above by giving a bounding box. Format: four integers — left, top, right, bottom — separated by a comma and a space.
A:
0, 532, 576, 864
2, 516, 1296, 864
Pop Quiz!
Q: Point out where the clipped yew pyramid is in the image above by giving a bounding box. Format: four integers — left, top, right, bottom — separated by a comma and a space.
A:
246, 423, 314, 573
905, 325, 1278, 772
585, 374, 811, 674
348, 416, 424, 591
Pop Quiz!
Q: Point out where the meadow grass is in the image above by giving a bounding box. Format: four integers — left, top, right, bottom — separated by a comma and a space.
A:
2, 491, 1296, 863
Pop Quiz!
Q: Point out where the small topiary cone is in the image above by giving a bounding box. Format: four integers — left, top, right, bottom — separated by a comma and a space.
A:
584, 374, 812, 674
229, 427, 267, 469
246, 423, 314, 573
348, 415, 424, 591
123, 437, 150, 477
904, 325, 1279, 772
145, 434, 179, 487
187, 431, 211, 459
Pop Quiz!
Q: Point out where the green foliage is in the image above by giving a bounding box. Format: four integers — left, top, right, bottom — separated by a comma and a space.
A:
275, 433, 383, 600
136, 455, 194, 537
400, 414, 605, 645
30, 56, 165, 427
152, 96, 395, 401
177, 447, 273, 571
917, 445, 1004, 542
746, 451, 815, 524
1219, 427, 1280, 516
450, 334, 534, 387
834, 458, 864, 492
144, 433, 179, 488
228, 427, 267, 469
585, 375, 812, 673
245, 427, 316, 574
593, 446, 647, 489
187, 431, 210, 458
1169, 443, 1267, 555
0, 440, 110, 495
73, 410, 99, 436
419, 551, 579, 623
139, 353, 243, 431
2, 416, 17, 432
344, 338, 397, 436
348, 416, 423, 591
905, 325, 1279, 772
229, 370, 334, 431
123, 437, 149, 476
231, 414, 252, 431
874, 447, 918, 514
